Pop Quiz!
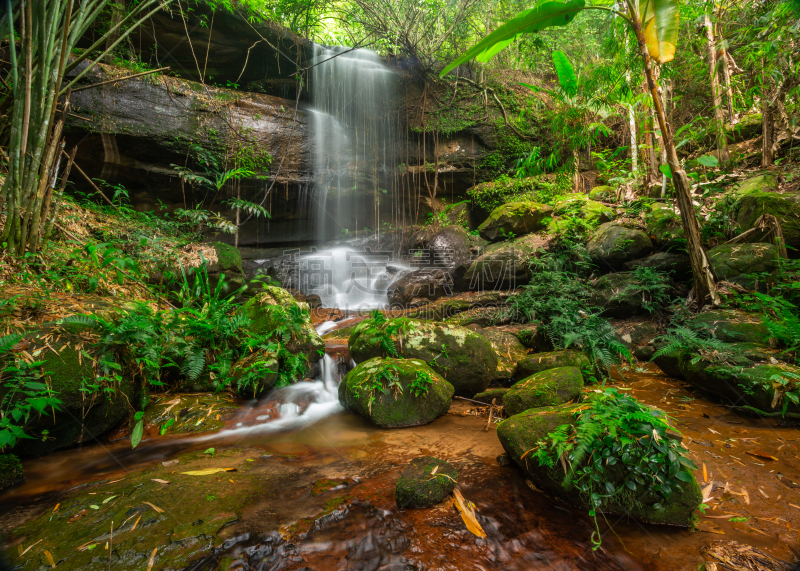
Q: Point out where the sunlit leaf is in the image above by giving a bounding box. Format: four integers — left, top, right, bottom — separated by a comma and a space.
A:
552, 51, 577, 96
640, 0, 680, 63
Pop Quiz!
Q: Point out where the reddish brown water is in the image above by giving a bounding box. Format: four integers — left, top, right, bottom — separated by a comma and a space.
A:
2, 350, 799, 570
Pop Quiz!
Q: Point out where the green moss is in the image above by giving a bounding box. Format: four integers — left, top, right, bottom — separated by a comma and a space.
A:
473, 387, 509, 404
503, 367, 583, 415
477, 200, 553, 241
516, 350, 590, 379
395, 456, 458, 509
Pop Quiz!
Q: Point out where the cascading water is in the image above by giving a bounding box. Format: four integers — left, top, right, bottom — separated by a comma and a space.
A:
307, 45, 398, 243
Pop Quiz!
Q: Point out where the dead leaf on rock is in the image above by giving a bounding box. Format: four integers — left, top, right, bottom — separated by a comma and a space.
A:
747, 449, 778, 462
143, 501, 164, 513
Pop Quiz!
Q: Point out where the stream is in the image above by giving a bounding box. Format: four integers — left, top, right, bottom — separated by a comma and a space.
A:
2, 317, 799, 570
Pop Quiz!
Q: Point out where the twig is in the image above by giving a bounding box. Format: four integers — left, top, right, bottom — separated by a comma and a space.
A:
454, 395, 490, 406
71, 67, 169, 92
60, 148, 116, 208
68, 112, 92, 122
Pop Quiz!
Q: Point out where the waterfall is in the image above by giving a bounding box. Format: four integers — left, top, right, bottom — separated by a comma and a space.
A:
308, 45, 397, 243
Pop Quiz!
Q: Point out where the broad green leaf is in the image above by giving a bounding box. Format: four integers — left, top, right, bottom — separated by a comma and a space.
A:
204, 447, 216, 458
640, 0, 680, 63
131, 418, 144, 449
697, 155, 719, 167
552, 51, 577, 96
659, 164, 673, 179
673, 470, 693, 482
440, 0, 585, 77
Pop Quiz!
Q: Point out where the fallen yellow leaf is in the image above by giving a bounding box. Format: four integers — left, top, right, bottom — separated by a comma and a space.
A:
452, 488, 486, 539
182, 468, 235, 476
146, 547, 158, 571
143, 501, 164, 513
44, 550, 55, 568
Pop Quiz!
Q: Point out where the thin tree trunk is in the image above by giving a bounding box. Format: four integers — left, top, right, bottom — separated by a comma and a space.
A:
628, 2, 719, 307
716, 4, 736, 123
761, 97, 774, 167
704, 13, 729, 164
627, 104, 638, 178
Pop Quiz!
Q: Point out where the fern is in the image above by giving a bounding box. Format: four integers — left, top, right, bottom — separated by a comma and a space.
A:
652, 326, 740, 364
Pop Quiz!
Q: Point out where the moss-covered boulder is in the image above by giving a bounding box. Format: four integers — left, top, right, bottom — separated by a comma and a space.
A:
588, 186, 615, 202
587, 222, 653, 271
338, 358, 453, 428
460, 233, 545, 290
478, 200, 553, 241
477, 329, 528, 381
0, 454, 23, 490
497, 404, 703, 526
242, 285, 324, 365
0, 324, 141, 457
503, 367, 583, 415
707, 243, 778, 288
395, 456, 458, 508
348, 319, 498, 397
683, 309, 770, 344
228, 349, 280, 398
644, 203, 685, 249
548, 195, 614, 234
727, 173, 800, 252
473, 387, 509, 404
624, 252, 691, 282
590, 272, 650, 318
516, 350, 590, 380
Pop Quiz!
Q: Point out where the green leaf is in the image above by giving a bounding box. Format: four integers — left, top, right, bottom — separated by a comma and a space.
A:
102, 495, 117, 504
641, 0, 681, 64
552, 51, 577, 96
131, 419, 144, 449
134, 411, 144, 421
673, 470, 693, 482
204, 447, 216, 458
697, 155, 719, 167
440, 0, 586, 77
659, 164, 673, 179
89, 505, 99, 510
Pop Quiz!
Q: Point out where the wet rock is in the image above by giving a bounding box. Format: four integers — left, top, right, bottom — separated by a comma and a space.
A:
496, 452, 511, 467
497, 403, 703, 526
445, 306, 506, 327
428, 225, 473, 270
478, 201, 553, 241
476, 329, 528, 381
488, 324, 547, 350
590, 272, 650, 318
405, 291, 505, 321
388, 269, 454, 306
624, 252, 691, 282
338, 358, 453, 428
610, 318, 661, 350
242, 285, 325, 367
395, 456, 458, 508
588, 186, 615, 202
515, 350, 590, 380
461, 233, 547, 290
634, 345, 655, 361
587, 222, 653, 271
644, 203, 684, 249
1, 324, 141, 458
683, 309, 770, 344
473, 387, 510, 404
144, 394, 240, 434
348, 318, 498, 397
727, 173, 800, 252
0, 454, 23, 490
503, 367, 584, 416
708, 243, 778, 289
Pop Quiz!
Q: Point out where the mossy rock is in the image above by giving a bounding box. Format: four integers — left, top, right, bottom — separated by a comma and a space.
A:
338, 357, 454, 428
683, 309, 770, 344
587, 222, 653, 271
503, 367, 583, 415
590, 272, 651, 318
548, 196, 614, 234
445, 306, 505, 327
644, 203, 684, 249
461, 233, 545, 290
727, 174, 800, 253
0, 454, 23, 490
473, 387, 509, 404
624, 252, 691, 282
476, 329, 528, 380
516, 350, 590, 380
0, 324, 141, 458
707, 243, 778, 289
497, 404, 703, 526
395, 456, 458, 508
477, 200, 553, 242
588, 186, 615, 202
348, 319, 498, 397
143, 393, 241, 435
229, 349, 280, 398
242, 285, 324, 365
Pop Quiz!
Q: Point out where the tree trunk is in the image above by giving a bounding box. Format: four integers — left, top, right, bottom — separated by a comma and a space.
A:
628, 4, 719, 307
716, 4, 736, 123
761, 98, 774, 167
704, 13, 730, 164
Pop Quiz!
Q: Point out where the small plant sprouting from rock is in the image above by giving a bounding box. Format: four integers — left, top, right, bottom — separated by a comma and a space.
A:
410, 370, 435, 397
357, 363, 403, 412
530, 388, 698, 549
613, 266, 672, 314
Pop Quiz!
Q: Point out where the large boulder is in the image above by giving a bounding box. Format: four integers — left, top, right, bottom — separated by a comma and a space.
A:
473, 387, 509, 404
460, 233, 546, 291
588, 186, 615, 202
707, 243, 778, 288
478, 201, 553, 241
242, 286, 325, 364
547, 195, 615, 234
683, 309, 770, 344
503, 367, 583, 415
229, 348, 280, 397
338, 358, 454, 428
476, 329, 528, 381
587, 222, 653, 271
388, 269, 455, 306
644, 203, 685, 249
395, 456, 458, 508
349, 318, 498, 397
497, 403, 703, 526
428, 225, 473, 270
590, 272, 649, 318
728, 173, 800, 252
515, 350, 590, 380
0, 324, 141, 457
624, 252, 691, 282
